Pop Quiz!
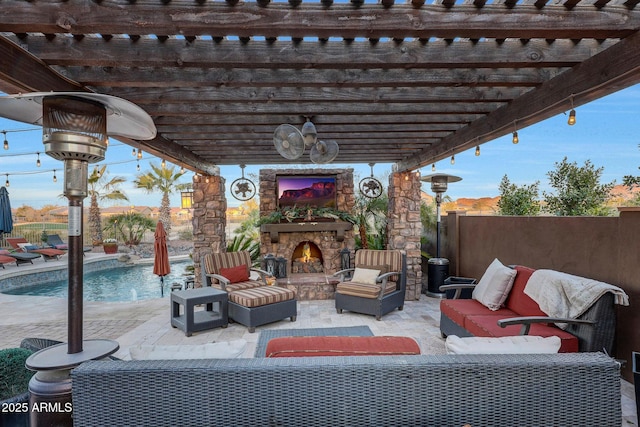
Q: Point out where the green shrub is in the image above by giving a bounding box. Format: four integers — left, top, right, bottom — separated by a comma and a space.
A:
0, 348, 34, 400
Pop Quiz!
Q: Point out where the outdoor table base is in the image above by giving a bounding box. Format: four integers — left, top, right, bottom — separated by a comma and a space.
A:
171, 287, 228, 337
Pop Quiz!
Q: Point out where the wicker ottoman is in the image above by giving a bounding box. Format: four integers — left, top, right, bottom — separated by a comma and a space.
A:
228, 286, 297, 333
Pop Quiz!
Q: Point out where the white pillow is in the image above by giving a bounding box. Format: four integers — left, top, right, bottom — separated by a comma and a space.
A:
472, 258, 517, 310
350, 267, 381, 285
445, 335, 561, 354
128, 339, 247, 360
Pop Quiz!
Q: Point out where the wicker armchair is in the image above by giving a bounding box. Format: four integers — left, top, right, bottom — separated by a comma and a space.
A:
333, 249, 406, 320
201, 251, 271, 292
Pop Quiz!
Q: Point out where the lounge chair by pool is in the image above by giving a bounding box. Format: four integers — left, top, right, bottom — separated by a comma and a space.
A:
0, 249, 40, 265
6, 237, 66, 261
0, 253, 17, 268
46, 234, 92, 253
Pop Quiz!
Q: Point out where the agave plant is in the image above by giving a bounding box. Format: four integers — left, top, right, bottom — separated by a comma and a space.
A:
227, 234, 260, 266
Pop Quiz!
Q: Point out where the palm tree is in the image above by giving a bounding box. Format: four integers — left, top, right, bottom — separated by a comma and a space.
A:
134, 162, 186, 234
88, 165, 129, 245
352, 191, 389, 250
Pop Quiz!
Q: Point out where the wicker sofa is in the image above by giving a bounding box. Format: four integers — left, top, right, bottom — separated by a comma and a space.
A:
71, 353, 620, 427
439, 265, 619, 353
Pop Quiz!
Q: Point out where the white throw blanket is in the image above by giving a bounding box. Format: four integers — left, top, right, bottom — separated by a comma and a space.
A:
524, 270, 629, 328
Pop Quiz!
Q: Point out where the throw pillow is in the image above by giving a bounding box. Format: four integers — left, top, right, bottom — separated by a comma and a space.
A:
350, 267, 381, 285
17, 243, 38, 251
471, 258, 517, 311
219, 264, 250, 283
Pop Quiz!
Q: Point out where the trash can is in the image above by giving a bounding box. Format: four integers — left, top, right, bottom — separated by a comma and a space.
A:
427, 258, 449, 298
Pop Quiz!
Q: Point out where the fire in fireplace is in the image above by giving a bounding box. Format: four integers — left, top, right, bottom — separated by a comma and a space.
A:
291, 241, 324, 273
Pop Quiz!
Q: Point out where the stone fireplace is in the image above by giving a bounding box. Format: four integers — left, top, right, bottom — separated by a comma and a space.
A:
259, 168, 356, 299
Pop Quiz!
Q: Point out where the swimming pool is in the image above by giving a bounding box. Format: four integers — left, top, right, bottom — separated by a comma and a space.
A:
3, 260, 192, 302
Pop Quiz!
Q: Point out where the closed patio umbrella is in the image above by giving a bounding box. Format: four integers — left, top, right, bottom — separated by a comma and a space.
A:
153, 221, 171, 296
0, 186, 13, 237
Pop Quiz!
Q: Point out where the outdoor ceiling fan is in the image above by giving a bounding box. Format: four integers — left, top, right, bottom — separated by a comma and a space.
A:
273, 118, 339, 163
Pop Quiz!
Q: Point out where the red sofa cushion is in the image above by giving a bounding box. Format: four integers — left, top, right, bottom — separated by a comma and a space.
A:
265, 336, 421, 358
440, 299, 517, 328
504, 265, 547, 316
463, 314, 579, 352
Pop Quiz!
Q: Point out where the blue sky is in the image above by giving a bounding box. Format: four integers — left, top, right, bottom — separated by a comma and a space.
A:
0, 84, 639, 210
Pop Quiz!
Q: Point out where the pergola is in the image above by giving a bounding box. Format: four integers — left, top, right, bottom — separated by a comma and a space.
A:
1, 1, 639, 174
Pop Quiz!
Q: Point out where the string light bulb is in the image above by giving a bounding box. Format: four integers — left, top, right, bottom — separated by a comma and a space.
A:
136, 160, 140, 171
132, 148, 137, 157
512, 131, 519, 144
137, 148, 142, 160
4, 174, 8, 187
475, 145, 480, 156
431, 163, 436, 172
161, 159, 166, 169
2, 131, 7, 150
36, 152, 41, 167
567, 95, 576, 125
53, 170, 57, 183
450, 154, 455, 165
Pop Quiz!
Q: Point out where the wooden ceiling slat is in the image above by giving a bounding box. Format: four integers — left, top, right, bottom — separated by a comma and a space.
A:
153, 113, 483, 126
104, 86, 530, 104
60, 66, 563, 88
15, 36, 616, 69
0, 2, 637, 39
141, 100, 507, 115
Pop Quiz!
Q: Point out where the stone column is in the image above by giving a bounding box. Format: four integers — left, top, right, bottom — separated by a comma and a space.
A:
192, 174, 226, 288
387, 171, 423, 300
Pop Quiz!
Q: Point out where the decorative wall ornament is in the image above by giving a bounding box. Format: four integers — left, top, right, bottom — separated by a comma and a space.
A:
359, 163, 383, 198
231, 164, 256, 201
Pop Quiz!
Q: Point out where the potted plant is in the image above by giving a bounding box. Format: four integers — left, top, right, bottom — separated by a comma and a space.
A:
102, 238, 118, 254
40, 230, 49, 248
0, 347, 34, 427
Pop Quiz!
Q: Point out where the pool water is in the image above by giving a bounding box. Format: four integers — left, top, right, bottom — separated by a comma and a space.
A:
4, 261, 192, 302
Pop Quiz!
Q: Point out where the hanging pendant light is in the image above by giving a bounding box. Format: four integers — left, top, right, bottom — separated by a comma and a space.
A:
301, 118, 317, 148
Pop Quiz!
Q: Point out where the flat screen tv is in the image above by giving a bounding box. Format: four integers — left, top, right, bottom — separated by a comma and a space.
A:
277, 175, 337, 208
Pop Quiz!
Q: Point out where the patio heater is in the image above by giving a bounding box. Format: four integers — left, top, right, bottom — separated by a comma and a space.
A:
421, 173, 461, 298
0, 92, 155, 427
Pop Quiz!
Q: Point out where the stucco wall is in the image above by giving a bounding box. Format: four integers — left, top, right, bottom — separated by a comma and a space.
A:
444, 209, 640, 380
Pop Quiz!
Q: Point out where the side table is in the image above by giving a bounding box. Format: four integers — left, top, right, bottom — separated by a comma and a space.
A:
171, 287, 228, 337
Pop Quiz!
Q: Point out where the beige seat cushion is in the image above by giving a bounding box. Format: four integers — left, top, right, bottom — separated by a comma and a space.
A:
229, 286, 296, 308
336, 281, 396, 299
